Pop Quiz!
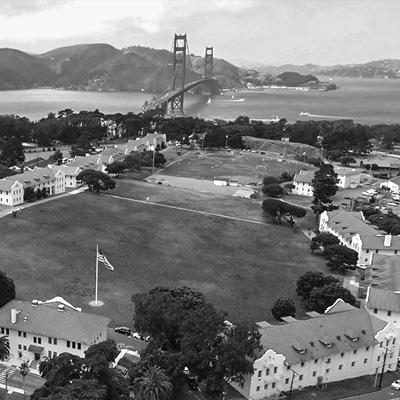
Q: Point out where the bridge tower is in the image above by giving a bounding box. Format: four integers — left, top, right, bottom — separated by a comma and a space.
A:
170, 34, 187, 115
203, 47, 213, 95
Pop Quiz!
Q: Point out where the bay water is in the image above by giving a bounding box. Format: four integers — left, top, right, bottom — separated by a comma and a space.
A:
0, 78, 399, 125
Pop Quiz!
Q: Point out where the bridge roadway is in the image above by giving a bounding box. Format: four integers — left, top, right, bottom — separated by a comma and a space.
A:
142, 78, 215, 113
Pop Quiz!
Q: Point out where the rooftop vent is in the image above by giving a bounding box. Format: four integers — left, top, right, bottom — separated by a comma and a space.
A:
57, 304, 65, 312
384, 235, 392, 247
290, 339, 306, 354
31, 300, 39, 307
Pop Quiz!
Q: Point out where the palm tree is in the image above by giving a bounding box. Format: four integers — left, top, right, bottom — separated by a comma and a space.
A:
18, 362, 29, 400
133, 365, 173, 400
0, 335, 10, 361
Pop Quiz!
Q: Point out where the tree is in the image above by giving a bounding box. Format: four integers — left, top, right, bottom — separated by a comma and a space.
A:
322, 244, 359, 272
77, 170, 116, 192
133, 365, 173, 400
312, 163, 339, 221
23, 186, 35, 202
50, 149, 63, 165
19, 362, 29, 400
296, 271, 340, 300
262, 176, 279, 186
262, 183, 284, 197
105, 161, 127, 177
339, 156, 356, 166
311, 232, 340, 252
305, 283, 356, 313
271, 297, 296, 321
0, 271, 15, 308
0, 335, 10, 361
261, 199, 307, 226
0, 137, 25, 167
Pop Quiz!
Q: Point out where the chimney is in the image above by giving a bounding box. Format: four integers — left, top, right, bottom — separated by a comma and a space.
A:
57, 304, 65, 312
10, 308, 21, 324
31, 300, 38, 307
384, 234, 392, 247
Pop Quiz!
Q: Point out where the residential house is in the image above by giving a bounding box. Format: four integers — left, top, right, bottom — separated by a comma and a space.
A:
116, 133, 167, 155
0, 297, 110, 370
380, 176, 400, 192
230, 299, 399, 400
335, 167, 361, 189
50, 165, 83, 189
292, 170, 314, 196
68, 155, 102, 172
0, 179, 24, 206
319, 210, 400, 264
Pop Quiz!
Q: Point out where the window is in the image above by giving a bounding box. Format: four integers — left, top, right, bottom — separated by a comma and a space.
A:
48, 351, 52, 358
18, 344, 21, 350
393, 339, 396, 345
326, 369, 330, 374
376, 250, 379, 254
351, 362, 355, 367
33, 337, 37, 344
53, 352, 57, 357
353, 350, 357, 355
67, 341, 70, 348
366, 346, 370, 351
386, 340, 390, 347
272, 383, 276, 388
339, 365, 343, 370
366, 249, 369, 253
256, 386, 260, 392
327, 358, 331, 363
18, 331, 21, 337
380, 342, 383, 348
258, 371, 262, 378
54, 338, 57, 345
266, 368, 270, 375
77, 343, 81, 350
378, 356, 381, 362
340, 352, 345, 358
72, 342, 76, 349
364, 358, 368, 364
5, 328, 9, 335
264, 384, 268, 390
301, 362, 304, 367
299, 375, 303, 381
23, 332, 26, 338
23, 345, 26, 351
49, 337, 52, 344
313, 371, 317, 377
18, 351, 22, 358
285, 378, 289, 385
314, 359, 318, 364
273, 367, 277, 374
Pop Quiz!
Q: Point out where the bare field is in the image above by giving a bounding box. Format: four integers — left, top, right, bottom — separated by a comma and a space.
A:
0, 178, 327, 329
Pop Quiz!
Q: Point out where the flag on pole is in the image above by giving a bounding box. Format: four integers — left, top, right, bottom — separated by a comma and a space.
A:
97, 248, 114, 271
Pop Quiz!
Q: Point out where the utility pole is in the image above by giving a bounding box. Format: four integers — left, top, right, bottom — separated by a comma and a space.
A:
378, 346, 392, 388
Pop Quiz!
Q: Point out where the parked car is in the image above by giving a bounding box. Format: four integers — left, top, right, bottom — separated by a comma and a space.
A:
391, 379, 400, 390
114, 327, 131, 336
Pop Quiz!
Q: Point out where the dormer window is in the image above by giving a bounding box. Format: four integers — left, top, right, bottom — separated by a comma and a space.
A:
290, 339, 306, 354
318, 334, 333, 347
344, 328, 359, 342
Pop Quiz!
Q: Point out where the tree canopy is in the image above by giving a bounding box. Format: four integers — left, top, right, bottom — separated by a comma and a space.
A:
0, 270, 16, 308
131, 286, 261, 392
261, 198, 307, 226
77, 170, 116, 192
271, 297, 296, 321
296, 271, 340, 300
0, 137, 25, 167
322, 244, 359, 272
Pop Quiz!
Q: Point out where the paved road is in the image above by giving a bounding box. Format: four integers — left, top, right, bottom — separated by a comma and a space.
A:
339, 385, 400, 400
0, 364, 43, 396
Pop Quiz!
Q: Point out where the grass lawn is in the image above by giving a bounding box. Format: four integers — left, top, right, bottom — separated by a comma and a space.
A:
0, 175, 328, 329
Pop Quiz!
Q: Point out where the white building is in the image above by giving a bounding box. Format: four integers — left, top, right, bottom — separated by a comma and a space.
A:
116, 133, 167, 155
335, 167, 361, 189
319, 210, 400, 265
0, 167, 66, 206
292, 170, 314, 196
380, 176, 400, 192
231, 300, 399, 400
0, 297, 110, 370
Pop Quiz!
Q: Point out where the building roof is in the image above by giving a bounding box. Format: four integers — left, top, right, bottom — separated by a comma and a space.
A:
55, 165, 82, 176
388, 176, 400, 186
258, 300, 386, 365
0, 178, 17, 191
293, 170, 314, 184
324, 210, 400, 250
68, 155, 100, 169
366, 287, 400, 313
0, 298, 110, 344
3, 167, 57, 188
335, 167, 360, 176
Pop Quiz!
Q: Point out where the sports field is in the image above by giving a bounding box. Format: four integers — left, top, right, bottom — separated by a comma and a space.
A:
0, 177, 327, 330
160, 151, 315, 184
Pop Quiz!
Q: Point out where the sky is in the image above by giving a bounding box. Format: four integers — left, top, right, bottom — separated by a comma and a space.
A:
1, 0, 400, 66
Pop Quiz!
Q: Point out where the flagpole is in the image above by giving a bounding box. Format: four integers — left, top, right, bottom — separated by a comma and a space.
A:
95, 244, 99, 304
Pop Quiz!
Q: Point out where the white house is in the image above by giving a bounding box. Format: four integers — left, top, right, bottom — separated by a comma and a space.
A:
116, 133, 167, 155
0, 297, 110, 370
231, 300, 399, 400
335, 167, 361, 189
292, 170, 314, 196
50, 165, 83, 189
0, 179, 24, 206
380, 176, 400, 192
319, 210, 400, 265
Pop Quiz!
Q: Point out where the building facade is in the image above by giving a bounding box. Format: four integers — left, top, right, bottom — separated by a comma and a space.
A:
231, 300, 399, 400
335, 167, 361, 189
292, 170, 314, 196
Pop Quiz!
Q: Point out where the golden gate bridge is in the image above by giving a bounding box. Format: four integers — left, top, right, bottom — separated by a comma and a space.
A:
142, 34, 218, 116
